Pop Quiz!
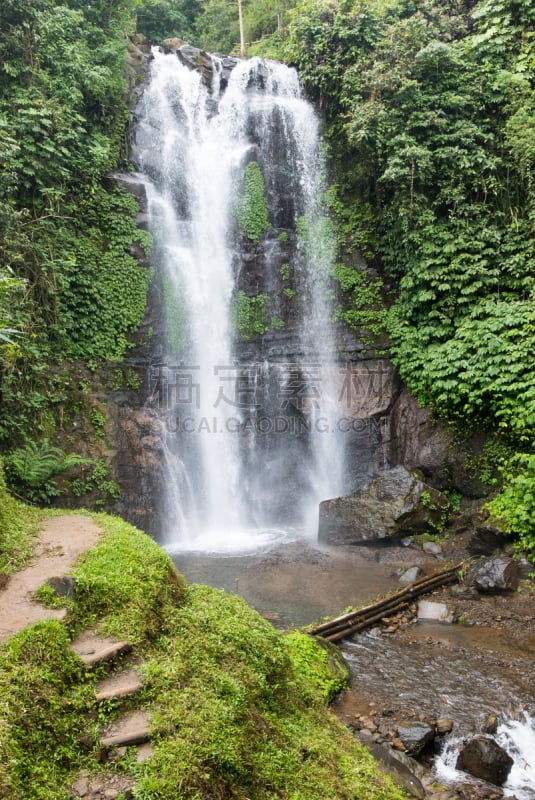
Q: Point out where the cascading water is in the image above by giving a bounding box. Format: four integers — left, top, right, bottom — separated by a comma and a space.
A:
133, 47, 346, 550
436, 714, 535, 799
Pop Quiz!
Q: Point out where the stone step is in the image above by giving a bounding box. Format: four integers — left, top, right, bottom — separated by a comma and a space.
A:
95, 669, 143, 703
71, 633, 132, 666
99, 710, 150, 757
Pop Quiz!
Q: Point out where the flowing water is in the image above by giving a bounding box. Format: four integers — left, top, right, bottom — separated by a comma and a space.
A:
133, 48, 345, 550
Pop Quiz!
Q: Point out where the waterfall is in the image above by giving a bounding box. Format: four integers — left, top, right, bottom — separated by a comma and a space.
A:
133, 48, 345, 550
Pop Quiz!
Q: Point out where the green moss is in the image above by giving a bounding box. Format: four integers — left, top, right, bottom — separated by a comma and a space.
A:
285, 630, 349, 703
137, 586, 403, 800
69, 514, 185, 645
280, 262, 290, 281
0, 620, 97, 800
270, 315, 286, 330
235, 162, 271, 244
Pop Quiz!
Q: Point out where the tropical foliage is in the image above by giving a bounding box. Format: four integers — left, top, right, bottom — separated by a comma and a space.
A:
0, 0, 149, 479
274, 0, 535, 555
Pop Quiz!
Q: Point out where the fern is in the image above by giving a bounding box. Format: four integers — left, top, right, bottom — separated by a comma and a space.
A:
5, 440, 91, 487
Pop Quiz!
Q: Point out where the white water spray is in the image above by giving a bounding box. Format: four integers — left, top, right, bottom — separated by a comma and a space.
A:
435, 714, 535, 799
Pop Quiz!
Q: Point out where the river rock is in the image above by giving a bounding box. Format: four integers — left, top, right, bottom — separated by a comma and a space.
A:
46, 575, 76, 598
398, 566, 422, 585
318, 466, 450, 544
422, 541, 442, 556
435, 718, 454, 735
313, 636, 351, 697
456, 736, 513, 785
396, 721, 435, 757
481, 713, 499, 735
417, 600, 452, 623
367, 742, 426, 799
468, 558, 519, 593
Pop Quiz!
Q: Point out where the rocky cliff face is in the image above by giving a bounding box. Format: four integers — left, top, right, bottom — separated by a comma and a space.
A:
106, 44, 488, 539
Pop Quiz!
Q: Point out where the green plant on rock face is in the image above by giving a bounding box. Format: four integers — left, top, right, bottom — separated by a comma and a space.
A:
69, 459, 120, 509
233, 290, 267, 341
235, 162, 271, 244
280, 262, 290, 281
270, 315, 285, 330
486, 453, 535, 569
4, 440, 92, 505
109, 367, 142, 392
89, 408, 107, 440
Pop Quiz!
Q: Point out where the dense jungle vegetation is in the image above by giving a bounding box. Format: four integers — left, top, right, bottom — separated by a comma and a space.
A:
1, 0, 534, 548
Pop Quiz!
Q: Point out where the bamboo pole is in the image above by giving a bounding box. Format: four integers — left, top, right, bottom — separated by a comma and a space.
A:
309, 562, 463, 642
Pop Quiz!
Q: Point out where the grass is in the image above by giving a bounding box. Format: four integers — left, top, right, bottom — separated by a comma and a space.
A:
0, 464, 42, 576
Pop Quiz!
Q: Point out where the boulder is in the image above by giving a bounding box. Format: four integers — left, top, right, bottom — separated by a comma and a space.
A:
435, 718, 454, 735
396, 721, 435, 757
318, 467, 450, 545
161, 37, 187, 53
468, 558, 519, 593
176, 44, 239, 90
367, 743, 426, 799
313, 636, 351, 698
456, 736, 513, 785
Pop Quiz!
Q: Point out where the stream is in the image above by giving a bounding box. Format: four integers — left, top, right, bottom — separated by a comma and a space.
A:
172, 536, 535, 799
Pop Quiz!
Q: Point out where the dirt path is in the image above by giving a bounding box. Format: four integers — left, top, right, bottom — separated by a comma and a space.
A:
0, 514, 101, 642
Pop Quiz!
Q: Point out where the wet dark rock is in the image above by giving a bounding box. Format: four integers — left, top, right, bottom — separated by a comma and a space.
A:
481, 713, 499, 735
468, 558, 519, 593
435, 718, 454, 735
46, 575, 76, 598
318, 467, 450, 545
367, 742, 426, 799
518, 557, 534, 579
108, 172, 148, 213
161, 37, 187, 53
396, 720, 435, 757
468, 519, 509, 556
176, 44, 238, 90
456, 736, 513, 785
450, 584, 480, 600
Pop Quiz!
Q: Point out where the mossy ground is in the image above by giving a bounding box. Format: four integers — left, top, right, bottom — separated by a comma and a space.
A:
0, 466, 42, 576
0, 507, 406, 800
